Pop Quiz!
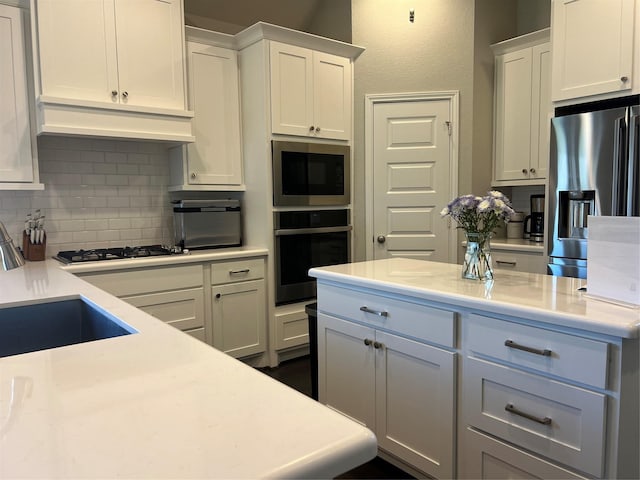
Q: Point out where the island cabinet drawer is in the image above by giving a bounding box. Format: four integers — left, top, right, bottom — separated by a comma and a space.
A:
464, 357, 606, 478
211, 258, 264, 285
318, 284, 455, 347
467, 314, 609, 389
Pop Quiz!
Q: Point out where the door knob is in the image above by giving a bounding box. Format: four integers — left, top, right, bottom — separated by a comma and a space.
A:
377, 235, 386, 244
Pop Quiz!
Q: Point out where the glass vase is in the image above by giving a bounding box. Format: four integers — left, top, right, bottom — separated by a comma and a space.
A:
462, 232, 493, 281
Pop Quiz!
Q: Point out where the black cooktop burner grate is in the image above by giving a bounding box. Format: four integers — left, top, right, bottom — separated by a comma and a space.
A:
55, 245, 173, 264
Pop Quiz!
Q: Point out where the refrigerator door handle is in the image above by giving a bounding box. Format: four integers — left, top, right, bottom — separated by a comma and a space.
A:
628, 112, 639, 216
612, 116, 627, 215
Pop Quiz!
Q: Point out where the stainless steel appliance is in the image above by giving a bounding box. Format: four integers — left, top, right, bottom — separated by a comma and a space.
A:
54, 245, 174, 264
272, 141, 350, 206
274, 209, 351, 305
173, 199, 241, 250
523, 194, 545, 243
548, 95, 639, 278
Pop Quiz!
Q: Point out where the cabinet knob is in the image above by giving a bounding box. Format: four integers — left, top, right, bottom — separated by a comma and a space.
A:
529, 167, 536, 174
122, 91, 128, 98
111, 90, 118, 97
215, 293, 221, 299
315, 126, 321, 133
522, 168, 528, 175
364, 338, 372, 346
309, 125, 315, 132
621, 76, 629, 83
373, 341, 384, 350
191, 172, 197, 179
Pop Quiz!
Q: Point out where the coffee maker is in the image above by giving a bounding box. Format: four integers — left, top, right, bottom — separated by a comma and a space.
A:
524, 194, 545, 243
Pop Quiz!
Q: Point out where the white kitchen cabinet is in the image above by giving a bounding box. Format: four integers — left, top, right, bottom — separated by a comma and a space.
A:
0, 1, 42, 190
78, 264, 206, 341
169, 28, 244, 191
270, 41, 352, 141
492, 29, 550, 185
30, 0, 193, 142
210, 258, 267, 359
551, 0, 637, 102
318, 284, 456, 479
492, 248, 546, 274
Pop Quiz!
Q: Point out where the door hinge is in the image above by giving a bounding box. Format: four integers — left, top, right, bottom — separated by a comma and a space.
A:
445, 121, 452, 136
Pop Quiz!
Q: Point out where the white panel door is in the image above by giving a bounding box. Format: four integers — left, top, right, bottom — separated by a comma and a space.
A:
185, 42, 243, 185
211, 280, 266, 359
494, 48, 532, 181
0, 3, 33, 182
270, 41, 314, 136
313, 51, 351, 140
113, 0, 185, 109
375, 331, 456, 479
372, 98, 453, 261
36, 0, 118, 103
317, 313, 376, 429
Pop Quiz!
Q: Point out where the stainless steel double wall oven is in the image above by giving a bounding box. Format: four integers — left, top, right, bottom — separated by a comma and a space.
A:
272, 140, 351, 305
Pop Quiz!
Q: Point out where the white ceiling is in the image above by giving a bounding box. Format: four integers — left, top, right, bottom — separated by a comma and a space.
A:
184, 0, 322, 33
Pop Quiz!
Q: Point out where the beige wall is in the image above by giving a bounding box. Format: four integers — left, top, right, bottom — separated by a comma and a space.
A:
351, 0, 519, 261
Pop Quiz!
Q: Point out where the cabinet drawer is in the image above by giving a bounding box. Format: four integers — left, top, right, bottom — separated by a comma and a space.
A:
318, 284, 455, 347
467, 314, 608, 388
211, 258, 264, 284
463, 427, 588, 479
465, 357, 606, 477
492, 250, 546, 274
79, 264, 203, 297
123, 288, 205, 331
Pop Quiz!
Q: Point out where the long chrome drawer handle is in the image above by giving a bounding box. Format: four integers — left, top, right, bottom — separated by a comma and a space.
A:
504, 339, 552, 357
505, 403, 552, 425
229, 269, 250, 275
496, 260, 517, 266
359, 306, 389, 317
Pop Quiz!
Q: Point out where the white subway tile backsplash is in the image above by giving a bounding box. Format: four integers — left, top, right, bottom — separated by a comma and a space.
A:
0, 136, 173, 257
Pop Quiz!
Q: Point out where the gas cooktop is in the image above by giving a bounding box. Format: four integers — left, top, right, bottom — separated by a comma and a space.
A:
54, 245, 175, 264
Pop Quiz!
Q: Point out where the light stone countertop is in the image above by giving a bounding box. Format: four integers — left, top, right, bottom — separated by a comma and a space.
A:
310, 258, 640, 339
0, 260, 376, 479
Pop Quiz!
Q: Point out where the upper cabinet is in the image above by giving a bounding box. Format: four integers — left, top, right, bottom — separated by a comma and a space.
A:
270, 41, 351, 141
169, 28, 244, 191
492, 29, 550, 186
551, 0, 638, 103
30, 0, 194, 143
0, 1, 42, 190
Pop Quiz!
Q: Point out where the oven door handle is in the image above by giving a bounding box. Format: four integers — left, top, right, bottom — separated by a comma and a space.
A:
275, 226, 352, 236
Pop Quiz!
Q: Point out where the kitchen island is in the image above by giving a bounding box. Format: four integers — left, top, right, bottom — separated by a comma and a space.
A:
0, 260, 376, 479
310, 258, 639, 479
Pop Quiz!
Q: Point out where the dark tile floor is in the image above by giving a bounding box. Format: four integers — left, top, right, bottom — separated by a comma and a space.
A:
258, 356, 415, 479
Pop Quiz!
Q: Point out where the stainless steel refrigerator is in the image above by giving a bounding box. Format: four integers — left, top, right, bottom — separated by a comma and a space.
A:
548, 96, 639, 278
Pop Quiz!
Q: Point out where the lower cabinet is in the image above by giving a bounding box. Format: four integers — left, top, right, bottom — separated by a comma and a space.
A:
210, 258, 267, 359
317, 287, 456, 479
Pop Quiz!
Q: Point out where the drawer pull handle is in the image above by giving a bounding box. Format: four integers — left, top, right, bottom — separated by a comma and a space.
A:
360, 306, 389, 317
496, 260, 517, 266
229, 269, 250, 275
505, 403, 552, 425
504, 339, 552, 357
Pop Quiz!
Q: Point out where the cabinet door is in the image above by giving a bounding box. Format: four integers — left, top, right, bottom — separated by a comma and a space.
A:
270, 41, 314, 137
317, 313, 376, 429
183, 42, 242, 186
211, 280, 266, 359
551, 0, 635, 101
313, 51, 351, 140
530, 43, 550, 181
0, 3, 33, 182
375, 331, 456, 479
35, 0, 118, 103
113, 0, 186, 110
494, 48, 532, 181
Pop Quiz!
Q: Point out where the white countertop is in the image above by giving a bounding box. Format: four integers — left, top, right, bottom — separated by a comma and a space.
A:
0, 260, 376, 479
59, 246, 269, 274
310, 258, 640, 338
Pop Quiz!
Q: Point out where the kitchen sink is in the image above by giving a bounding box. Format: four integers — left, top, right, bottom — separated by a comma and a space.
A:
0, 298, 136, 358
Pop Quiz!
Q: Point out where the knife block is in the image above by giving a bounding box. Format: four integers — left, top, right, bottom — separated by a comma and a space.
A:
23, 231, 46, 261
